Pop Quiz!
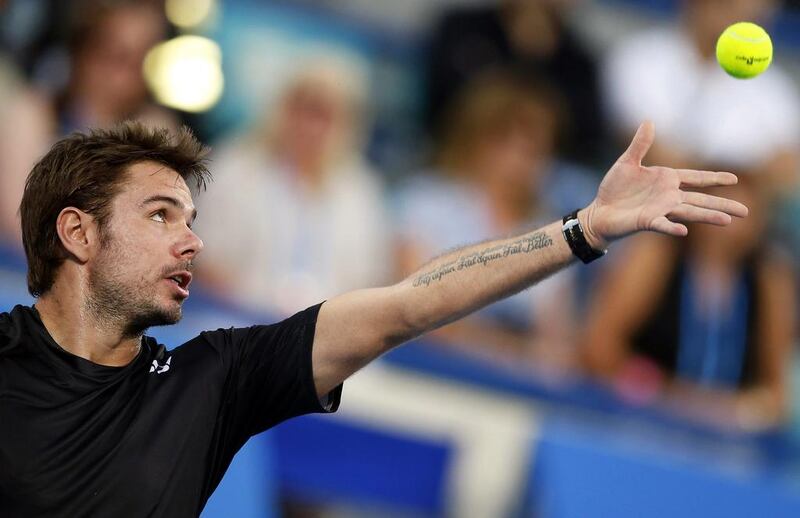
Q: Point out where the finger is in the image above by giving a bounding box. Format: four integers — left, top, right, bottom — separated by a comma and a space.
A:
651, 215, 688, 236
620, 120, 655, 165
668, 204, 733, 226
676, 169, 738, 188
681, 191, 749, 218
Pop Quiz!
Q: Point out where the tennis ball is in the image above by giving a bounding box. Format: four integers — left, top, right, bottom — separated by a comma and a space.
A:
716, 22, 773, 79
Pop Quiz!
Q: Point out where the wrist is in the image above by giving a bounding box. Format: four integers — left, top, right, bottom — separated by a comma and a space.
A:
578, 205, 608, 252
562, 208, 607, 264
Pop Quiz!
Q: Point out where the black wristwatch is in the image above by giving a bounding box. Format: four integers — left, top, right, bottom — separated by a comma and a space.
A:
562, 209, 606, 264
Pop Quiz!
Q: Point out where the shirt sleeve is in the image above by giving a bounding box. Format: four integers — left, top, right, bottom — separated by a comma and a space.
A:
199, 303, 342, 442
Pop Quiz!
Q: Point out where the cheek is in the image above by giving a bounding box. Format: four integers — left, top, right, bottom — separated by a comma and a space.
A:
98, 231, 152, 277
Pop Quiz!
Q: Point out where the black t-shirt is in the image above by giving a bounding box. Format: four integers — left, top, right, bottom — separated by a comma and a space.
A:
0, 303, 341, 517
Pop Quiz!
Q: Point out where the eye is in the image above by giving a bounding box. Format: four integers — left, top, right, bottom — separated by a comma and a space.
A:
150, 210, 167, 223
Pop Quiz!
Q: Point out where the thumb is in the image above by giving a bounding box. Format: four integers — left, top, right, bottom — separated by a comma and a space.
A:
620, 121, 655, 165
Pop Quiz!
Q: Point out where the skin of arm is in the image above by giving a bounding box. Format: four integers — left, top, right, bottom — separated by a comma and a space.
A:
313, 222, 572, 394
582, 235, 677, 379
311, 122, 749, 397
743, 256, 797, 424
395, 224, 578, 362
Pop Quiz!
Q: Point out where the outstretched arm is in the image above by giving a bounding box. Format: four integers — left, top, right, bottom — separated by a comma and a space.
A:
311, 122, 749, 397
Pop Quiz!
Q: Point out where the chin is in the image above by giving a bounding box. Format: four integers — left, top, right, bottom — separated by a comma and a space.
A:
124, 303, 183, 338
160, 300, 184, 325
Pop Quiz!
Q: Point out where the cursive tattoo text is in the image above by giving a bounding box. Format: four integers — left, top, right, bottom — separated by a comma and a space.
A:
412, 231, 554, 288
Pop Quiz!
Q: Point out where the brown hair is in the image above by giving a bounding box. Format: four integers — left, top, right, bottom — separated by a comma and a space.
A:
437, 69, 563, 175
20, 121, 210, 297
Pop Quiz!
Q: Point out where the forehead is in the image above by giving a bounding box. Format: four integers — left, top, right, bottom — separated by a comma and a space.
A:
120, 161, 194, 205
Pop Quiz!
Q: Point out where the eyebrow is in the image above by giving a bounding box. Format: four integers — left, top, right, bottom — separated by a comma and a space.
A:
140, 195, 198, 224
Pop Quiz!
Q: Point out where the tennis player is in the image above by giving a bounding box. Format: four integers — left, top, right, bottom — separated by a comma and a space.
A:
0, 121, 747, 516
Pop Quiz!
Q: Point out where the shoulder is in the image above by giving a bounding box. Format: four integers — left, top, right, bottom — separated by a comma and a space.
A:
0, 305, 33, 356
543, 161, 601, 215
751, 65, 800, 110
395, 172, 470, 208
197, 303, 323, 357
618, 27, 684, 53
398, 171, 484, 210
606, 27, 688, 72
332, 159, 385, 197
393, 174, 476, 227
0, 310, 9, 341
606, 234, 680, 286
207, 140, 275, 188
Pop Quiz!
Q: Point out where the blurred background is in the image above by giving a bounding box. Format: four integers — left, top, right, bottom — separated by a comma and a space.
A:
3, 0, 800, 516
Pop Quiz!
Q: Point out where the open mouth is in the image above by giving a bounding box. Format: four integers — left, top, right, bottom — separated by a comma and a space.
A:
166, 272, 192, 292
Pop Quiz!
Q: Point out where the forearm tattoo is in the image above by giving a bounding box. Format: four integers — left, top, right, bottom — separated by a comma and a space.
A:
412, 231, 554, 288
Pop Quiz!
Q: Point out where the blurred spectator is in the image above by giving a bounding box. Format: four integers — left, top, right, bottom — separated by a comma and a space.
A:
0, 54, 52, 249
583, 174, 795, 431
0, 0, 172, 251
599, 0, 799, 429
395, 70, 595, 371
196, 55, 391, 316
603, 0, 799, 193
425, 0, 606, 165
55, 0, 175, 134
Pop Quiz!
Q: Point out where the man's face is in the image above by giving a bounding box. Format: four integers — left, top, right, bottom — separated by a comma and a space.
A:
87, 161, 203, 336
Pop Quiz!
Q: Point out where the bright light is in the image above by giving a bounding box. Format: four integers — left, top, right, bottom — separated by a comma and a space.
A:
143, 35, 224, 113
165, 0, 216, 29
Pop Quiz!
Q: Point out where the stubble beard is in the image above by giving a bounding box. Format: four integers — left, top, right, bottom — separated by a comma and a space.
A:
86, 246, 184, 339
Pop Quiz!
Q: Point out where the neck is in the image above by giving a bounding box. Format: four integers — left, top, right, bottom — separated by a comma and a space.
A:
273, 146, 328, 191
294, 159, 326, 189
35, 278, 142, 367
684, 19, 716, 61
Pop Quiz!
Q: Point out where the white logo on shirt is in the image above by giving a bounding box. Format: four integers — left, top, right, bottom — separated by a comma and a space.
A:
149, 356, 171, 374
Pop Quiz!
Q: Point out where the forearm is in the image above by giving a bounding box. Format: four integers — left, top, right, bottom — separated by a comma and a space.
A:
395, 220, 574, 339
312, 122, 748, 396
312, 219, 580, 396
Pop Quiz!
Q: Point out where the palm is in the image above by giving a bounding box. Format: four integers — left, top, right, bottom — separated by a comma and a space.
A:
589, 122, 748, 241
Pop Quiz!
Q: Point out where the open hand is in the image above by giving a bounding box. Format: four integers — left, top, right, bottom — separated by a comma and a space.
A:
581, 121, 749, 248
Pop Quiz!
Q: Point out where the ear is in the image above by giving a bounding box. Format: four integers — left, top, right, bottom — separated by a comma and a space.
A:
55, 207, 101, 263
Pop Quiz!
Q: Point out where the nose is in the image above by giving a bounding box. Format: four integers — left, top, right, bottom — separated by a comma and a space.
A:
174, 226, 204, 260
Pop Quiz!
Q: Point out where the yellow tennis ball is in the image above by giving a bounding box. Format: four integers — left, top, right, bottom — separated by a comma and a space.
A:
716, 22, 773, 79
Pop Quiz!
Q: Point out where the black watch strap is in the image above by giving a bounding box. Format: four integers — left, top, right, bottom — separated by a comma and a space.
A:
562, 210, 606, 264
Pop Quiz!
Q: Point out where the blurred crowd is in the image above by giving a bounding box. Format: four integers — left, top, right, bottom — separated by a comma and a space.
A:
1, 0, 800, 433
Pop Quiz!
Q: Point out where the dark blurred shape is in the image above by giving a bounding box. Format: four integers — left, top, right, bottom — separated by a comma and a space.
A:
0, 0, 69, 76
425, 0, 606, 165
584, 174, 795, 432
395, 70, 596, 373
